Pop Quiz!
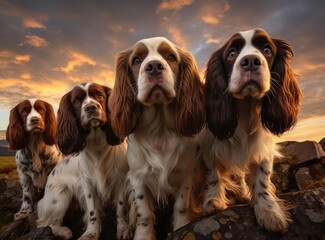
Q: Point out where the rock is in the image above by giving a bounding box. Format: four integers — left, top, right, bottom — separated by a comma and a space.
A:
320, 137, 325, 151
281, 141, 325, 164
295, 167, 313, 191
167, 188, 325, 240
19, 226, 54, 240
272, 163, 291, 193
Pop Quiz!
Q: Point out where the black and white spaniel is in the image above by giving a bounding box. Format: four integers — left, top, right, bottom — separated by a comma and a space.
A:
37, 83, 131, 240
108, 37, 205, 239
6, 99, 62, 220
199, 28, 303, 232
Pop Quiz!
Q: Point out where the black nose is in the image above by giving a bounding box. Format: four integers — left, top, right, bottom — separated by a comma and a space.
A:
145, 60, 164, 76
85, 104, 98, 114
240, 55, 261, 71
31, 117, 40, 124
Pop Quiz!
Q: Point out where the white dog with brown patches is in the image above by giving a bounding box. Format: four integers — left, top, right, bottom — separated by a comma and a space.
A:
109, 37, 205, 239
200, 28, 302, 232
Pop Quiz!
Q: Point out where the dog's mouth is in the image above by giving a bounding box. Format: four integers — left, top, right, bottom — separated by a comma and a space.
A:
143, 84, 174, 105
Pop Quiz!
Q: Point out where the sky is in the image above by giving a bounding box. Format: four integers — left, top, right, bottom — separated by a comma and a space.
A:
0, 0, 324, 142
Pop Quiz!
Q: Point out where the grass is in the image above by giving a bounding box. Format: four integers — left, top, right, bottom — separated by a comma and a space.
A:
0, 156, 18, 180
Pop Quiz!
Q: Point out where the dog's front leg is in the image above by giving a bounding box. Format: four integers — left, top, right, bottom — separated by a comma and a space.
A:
15, 151, 35, 220
78, 172, 101, 240
129, 173, 156, 240
249, 159, 291, 232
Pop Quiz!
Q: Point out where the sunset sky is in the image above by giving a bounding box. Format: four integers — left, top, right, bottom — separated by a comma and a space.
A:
0, 0, 324, 142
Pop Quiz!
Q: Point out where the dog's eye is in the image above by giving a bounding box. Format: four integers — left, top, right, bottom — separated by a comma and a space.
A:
263, 45, 272, 56
227, 49, 237, 61
97, 95, 104, 102
38, 109, 45, 114
168, 54, 176, 62
73, 100, 80, 106
132, 57, 141, 65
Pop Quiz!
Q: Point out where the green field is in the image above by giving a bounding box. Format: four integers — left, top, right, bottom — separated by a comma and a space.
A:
0, 156, 18, 180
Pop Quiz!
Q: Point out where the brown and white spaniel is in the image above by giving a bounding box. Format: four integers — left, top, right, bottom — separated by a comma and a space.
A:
108, 37, 205, 239
6, 99, 62, 221
37, 83, 132, 240
199, 28, 303, 232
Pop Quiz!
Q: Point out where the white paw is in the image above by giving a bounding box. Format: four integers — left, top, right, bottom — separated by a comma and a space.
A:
53, 226, 73, 239
133, 225, 156, 240
78, 233, 97, 240
204, 198, 227, 214
14, 210, 32, 221
254, 202, 290, 232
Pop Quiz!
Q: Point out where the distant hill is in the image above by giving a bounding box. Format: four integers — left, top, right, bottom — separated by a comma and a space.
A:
0, 146, 15, 156
0, 139, 8, 147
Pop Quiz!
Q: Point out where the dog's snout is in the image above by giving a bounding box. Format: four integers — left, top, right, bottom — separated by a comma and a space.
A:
30, 117, 40, 124
85, 104, 98, 114
240, 55, 261, 71
145, 60, 164, 76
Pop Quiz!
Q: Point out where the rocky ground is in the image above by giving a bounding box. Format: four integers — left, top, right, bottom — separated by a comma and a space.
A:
0, 139, 324, 240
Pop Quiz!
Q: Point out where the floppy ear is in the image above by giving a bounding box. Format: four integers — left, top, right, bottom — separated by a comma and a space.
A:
57, 91, 85, 155
205, 48, 238, 140
6, 104, 29, 150
108, 48, 140, 139
175, 48, 205, 137
261, 38, 303, 135
103, 86, 124, 146
42, 102, 57, 146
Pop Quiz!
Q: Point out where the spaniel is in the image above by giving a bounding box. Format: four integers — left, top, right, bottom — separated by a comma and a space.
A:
199, 28, 303, 232
108, 37, 205, 239
37, 83, 131, 240
6, 99, 62, 220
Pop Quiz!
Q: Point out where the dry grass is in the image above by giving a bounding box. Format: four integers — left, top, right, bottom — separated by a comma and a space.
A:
0, 156, 18, 180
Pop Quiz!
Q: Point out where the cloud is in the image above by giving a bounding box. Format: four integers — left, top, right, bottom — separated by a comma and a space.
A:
20, 73, 31, 80
156, 0, 194, 13
200, 2, 230, 25
15, 54, 30, 62
58, 51, 97, 73
165, 25, 188, 49
19, 35, 49, 47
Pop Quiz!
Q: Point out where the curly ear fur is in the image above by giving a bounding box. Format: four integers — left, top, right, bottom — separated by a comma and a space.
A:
6, 104, 29, 150
175, 48, 205, 137
261, 39, 303, 135
108, 49, 140, 139
102, 86, 124, 145
57, 91, 85, 155
204, 48, 238, 140
42, 102, 57, 146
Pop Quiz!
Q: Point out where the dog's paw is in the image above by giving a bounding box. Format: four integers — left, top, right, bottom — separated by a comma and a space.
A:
14, 210, 32, 221
204, 198, 227, 214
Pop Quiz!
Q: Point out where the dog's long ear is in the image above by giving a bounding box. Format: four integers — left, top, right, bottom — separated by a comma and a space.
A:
205, 48, 238, 140
261, 39, 303, 135
57, 90, 85, 155
108, 48, 140, 139
175, 48, 205, 137
42, 101, 57, 146
103, 86, 124, 146
6, 103, 29, 150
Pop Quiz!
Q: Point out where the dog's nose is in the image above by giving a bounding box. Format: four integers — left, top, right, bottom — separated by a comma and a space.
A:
85, 104, 98, 114
240, 55, 261, 71
145, 60, 164, 76
30, 117, 40, 124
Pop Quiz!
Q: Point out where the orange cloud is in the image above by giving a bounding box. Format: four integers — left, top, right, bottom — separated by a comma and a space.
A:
19, 35, 49, 47
166, 25, 188, 50
20, 73, 31, 80
59, 51, 97, 73
15, 54, 30, 62
201, 2, 230, 25
156, 0, 194, 13
22, 17, 46, 29
204, 34, 222, 44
